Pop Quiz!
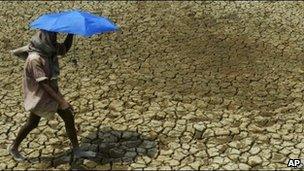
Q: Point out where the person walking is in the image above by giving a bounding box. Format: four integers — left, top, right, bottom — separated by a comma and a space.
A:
9, 30, 94, 162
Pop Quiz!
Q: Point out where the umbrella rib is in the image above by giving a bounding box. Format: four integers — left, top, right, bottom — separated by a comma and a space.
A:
80, 12, 88, 36
52, 17, 60, 32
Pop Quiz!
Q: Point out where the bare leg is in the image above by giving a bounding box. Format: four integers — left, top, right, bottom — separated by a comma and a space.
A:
57, 108, 79, 148
57, 108, 95, 158
9, 112, 41, 161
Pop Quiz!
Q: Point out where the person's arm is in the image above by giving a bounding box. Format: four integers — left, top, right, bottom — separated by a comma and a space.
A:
39, 81, 71, 110
57, 34, 74, 56
58, 89, 74, 112
63, 34, 73, 52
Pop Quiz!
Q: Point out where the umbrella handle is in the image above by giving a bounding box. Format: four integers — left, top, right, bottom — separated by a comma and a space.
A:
72, 36, 77, 66
73, 36, 76, 59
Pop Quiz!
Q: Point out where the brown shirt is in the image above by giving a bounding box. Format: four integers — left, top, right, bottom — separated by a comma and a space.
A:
23, 44, 66, 119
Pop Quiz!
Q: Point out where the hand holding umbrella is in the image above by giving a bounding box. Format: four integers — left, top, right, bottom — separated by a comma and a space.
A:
30, 9, 119, 66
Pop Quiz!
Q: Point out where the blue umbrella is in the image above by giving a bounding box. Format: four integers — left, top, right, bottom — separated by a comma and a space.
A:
30, 10, 119, 37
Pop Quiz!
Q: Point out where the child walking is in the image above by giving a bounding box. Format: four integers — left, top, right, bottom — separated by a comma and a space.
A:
10, 30, 94, 161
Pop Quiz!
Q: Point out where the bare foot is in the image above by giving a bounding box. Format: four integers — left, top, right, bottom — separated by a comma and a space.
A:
7, 145, 26, 162
73, 147, 96, 159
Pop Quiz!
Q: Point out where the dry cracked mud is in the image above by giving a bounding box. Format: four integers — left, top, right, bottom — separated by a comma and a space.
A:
1, 1, 304, 170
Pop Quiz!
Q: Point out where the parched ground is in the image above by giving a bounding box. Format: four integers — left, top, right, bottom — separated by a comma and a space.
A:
1, 1, 304, 170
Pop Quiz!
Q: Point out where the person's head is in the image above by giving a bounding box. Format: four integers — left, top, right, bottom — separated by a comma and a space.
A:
29, 30, 58, 56
40, 30, 57, 46
48, 31, 57, 45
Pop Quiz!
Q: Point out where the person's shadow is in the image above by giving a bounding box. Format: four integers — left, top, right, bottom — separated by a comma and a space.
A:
27, 127, 158, 170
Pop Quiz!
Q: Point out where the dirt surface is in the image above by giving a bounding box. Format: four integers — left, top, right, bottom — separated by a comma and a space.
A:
1, 1, 304, 170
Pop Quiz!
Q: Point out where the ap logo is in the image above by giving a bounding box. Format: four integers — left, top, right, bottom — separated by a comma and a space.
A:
287, 159, 303, 168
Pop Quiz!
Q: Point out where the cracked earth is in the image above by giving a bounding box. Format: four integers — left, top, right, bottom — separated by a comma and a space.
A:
1, 1, 304, 170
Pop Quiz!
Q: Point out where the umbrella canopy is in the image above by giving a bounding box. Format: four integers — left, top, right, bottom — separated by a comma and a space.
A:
30, 10, 119, 37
